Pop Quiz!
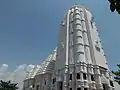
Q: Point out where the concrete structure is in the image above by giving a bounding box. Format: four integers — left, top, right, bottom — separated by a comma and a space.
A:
23, 4, 120, 90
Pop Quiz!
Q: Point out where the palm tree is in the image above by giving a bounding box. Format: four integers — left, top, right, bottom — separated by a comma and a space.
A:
108, 0, 120, 14
0, 80, 18, 90
112, 64, 120, 85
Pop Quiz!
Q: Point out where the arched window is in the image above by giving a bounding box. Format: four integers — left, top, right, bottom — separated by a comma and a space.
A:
52, 78, 56, 84
91, 75, 95, 81
69, 74, 72, 80
77, 73, 80, 79
83, 73, 87, 80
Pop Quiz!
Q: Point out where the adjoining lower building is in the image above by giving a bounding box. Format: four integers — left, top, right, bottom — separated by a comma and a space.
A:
23, 4, 120, 90
23, 48, 57, 90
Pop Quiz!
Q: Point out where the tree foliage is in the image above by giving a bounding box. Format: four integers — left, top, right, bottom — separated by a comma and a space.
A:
108, 0, 120, 14
112, 64, 120, 85
0, 80, 18, 90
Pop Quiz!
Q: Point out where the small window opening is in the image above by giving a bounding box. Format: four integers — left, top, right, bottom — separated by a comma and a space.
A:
83, 73, 87, 80
70, 88, 72, 90
32, 84, 35, 88
100, 70, 102, 74
71, 31, 74, 34
91, 75, 95, 81
36, 85, 39, 90
52, 78, 56, 84
103, 84, 105, 90
77, 73, 80, 79
91, 21, 93, 28
84, 88, 88, 90
110, 80, 114, 87
95, 40, 100, 51
44, 80, 46, 85
59, 82, 63, 90
68, 83, 69, 86
95, 45, 100, 51
69, 74, 72, 80
77, 88, 81, 90
91, 17, 94, 28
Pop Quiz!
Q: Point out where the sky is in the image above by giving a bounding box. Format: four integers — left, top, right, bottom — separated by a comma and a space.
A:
0, 0, 120, 72
0, 64, 35, 90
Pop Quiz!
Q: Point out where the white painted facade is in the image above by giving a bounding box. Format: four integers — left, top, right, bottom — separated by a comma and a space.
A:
23, 4, 120, 90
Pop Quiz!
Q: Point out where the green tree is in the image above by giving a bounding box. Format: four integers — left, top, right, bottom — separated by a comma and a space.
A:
112, 64, 120, 85
108, 0, 120, 14
0, 80, 18, 90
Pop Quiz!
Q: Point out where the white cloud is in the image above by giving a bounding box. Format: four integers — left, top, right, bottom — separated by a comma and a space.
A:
0, 64, 35, 90
0, 64, 8, 72
0, 64, 9, 80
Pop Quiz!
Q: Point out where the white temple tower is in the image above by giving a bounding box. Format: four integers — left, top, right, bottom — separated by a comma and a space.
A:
23, 4, 120, 90
54, 4, 115, 90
